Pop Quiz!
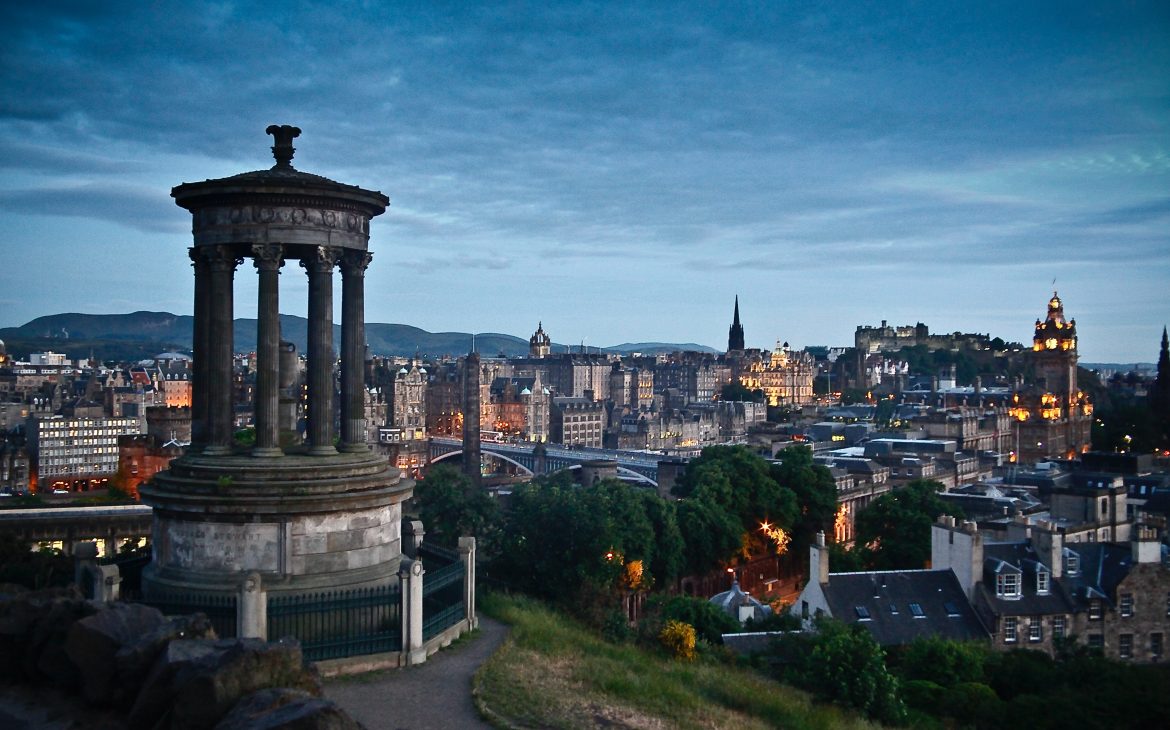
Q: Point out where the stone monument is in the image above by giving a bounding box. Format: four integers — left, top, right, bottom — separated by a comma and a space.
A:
140, 125, 413, 597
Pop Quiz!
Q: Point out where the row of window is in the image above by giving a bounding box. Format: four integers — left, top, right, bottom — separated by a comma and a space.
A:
1003, 616, 1065, 643
995, 571, 1053, 599
1086, 632, 1163, 659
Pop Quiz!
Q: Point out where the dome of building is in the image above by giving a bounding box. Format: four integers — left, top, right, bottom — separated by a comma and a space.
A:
709, 579, 772, 624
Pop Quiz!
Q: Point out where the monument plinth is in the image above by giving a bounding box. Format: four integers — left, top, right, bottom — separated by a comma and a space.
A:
141, 126, 412, 597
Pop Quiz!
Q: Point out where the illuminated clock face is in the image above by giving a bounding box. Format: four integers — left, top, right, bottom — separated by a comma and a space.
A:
1045, 338, 1058, 350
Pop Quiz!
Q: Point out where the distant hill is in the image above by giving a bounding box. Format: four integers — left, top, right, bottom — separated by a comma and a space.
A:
605, 342, 720, 355
1082, 362, 1155, 373
0, 312, 714, 360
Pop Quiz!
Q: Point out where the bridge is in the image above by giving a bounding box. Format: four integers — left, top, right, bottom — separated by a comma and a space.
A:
428, 438, 672, 487
0, 504, 153, 556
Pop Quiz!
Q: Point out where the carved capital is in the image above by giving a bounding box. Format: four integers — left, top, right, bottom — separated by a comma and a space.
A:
202, 245, 243, 272
251, 244, 284, 271
339, 250, 373, 277
299, 246, 340, 275
188, 247, 208, 271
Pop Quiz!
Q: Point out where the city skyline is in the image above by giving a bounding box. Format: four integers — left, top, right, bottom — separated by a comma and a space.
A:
1, 3, 1167, 362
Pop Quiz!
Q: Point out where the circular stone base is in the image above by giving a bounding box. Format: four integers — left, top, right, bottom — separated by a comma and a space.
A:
139, 449, 413, 597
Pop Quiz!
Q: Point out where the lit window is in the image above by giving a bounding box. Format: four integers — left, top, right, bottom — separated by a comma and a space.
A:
1119, 634, 1133, 659
1120, 593, 1134, 618
1003, 617, 1018, 642
1036, 571, 1049, 594
996, 572, 1022, 598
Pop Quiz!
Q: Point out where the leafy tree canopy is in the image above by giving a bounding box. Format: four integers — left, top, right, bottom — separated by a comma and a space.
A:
414, 464, 500, 549
853, 479, 962, 570
496, 477, 683, 601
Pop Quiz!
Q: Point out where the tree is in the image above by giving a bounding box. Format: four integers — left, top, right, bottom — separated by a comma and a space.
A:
853, 479, 962, 570
769, 445, 837, 559
414, 464, 500, 548
719, 382, 764, 402
495, 477, 685, 601
672, 445, 803, 572
676, 497, 743, 576
782, 618, 906, 724
892, 636, 987, 688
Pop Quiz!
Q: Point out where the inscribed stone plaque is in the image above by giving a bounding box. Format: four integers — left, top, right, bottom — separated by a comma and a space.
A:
164, 521, 280, 572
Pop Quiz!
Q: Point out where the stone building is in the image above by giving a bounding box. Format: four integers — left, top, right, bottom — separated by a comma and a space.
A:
1009, 293, 1093, 464
551, 396, 606, 448
727, 296, 745, 353
529, 322, 551, 358
933, 516, 1169, 662
27, 413, 141, 491
389, 362, 428, 441
739, 342, 816, 407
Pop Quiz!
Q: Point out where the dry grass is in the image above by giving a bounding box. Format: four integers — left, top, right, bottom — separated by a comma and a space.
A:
474, 593, 879, 730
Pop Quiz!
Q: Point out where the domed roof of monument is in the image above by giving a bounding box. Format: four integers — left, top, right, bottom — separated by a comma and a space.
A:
171, 125, 388, 213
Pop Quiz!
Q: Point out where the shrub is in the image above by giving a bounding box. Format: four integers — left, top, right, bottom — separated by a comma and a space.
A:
900, 679, 945, 711
658, 595, 740, 645
659, 620, 696, 661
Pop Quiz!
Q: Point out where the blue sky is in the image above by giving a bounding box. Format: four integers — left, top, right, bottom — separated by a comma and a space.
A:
1, 2, 1167, 362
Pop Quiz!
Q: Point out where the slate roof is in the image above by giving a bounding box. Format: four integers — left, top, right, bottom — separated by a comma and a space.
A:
822, 569, 988, 645
974, 543, 1077, 621
1059, 542, 1137, 610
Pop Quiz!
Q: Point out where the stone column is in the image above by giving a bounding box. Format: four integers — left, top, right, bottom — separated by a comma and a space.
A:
399, 558, 426, 665
403, 520, 425, 559
237, 571, 268, 640
302, 247, 339, 456
188, 248, 210, 452
462, 353, 481, 484
459, 536, 478, 630
204, 245, 240, 457
252, 244, 284, 457
339, 251, 372, 453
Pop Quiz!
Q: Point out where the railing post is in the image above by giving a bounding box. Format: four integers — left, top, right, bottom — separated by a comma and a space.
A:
458, 536, 478, 630
238, 571, 268, 640
399, 558, 425, 665
404, 520, 425, 559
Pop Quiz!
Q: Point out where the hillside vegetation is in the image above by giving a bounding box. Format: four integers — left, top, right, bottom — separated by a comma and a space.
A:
474, 592, 877, 730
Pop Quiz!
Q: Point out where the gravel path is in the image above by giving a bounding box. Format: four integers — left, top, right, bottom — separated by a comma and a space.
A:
325, 616, 509, 730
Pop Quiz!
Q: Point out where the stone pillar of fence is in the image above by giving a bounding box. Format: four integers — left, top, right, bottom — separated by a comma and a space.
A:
399, 558, 426, 665
73, 542, 121, 602
458, 536, 478, 630
237, 571, 268, 640
403, 520, 425, 559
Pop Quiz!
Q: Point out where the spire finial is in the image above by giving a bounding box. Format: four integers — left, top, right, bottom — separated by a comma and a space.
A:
265, 124, 301, 168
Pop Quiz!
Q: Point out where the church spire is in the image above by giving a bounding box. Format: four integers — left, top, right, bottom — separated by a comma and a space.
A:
728, 295, 745, 352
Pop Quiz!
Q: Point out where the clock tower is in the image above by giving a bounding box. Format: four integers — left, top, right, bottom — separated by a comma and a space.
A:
1010, 292, 1092, 464
1032, 292, 1078, 404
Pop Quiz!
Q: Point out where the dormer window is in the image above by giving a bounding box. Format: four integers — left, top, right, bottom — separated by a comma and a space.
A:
1065, 553, 1080, 576
997, 572, 1022, 599
1036, 571, 1050, 595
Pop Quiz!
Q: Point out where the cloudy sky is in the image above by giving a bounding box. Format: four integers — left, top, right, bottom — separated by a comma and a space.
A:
1, 2, 1167, 362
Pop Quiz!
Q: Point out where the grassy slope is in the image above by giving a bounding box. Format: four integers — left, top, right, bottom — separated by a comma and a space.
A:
474, 593, 878, 730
